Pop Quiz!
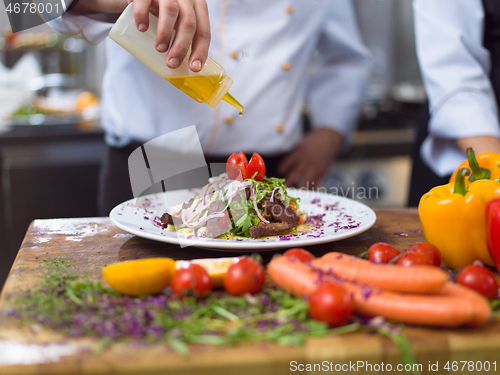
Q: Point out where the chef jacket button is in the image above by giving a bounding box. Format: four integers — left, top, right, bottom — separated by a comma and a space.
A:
276, 123, 285, 133
282, 62, 292, 71
224, 116, 234, 125
229, 51, 238, 59
285, 6, 294, 13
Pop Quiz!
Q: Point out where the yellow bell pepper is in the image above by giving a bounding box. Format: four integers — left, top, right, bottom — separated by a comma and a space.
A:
449, 148, 500, 186
419, 168, 500, 269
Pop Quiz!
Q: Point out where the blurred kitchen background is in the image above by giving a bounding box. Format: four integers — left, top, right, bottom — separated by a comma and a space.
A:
0, 0, 425, 288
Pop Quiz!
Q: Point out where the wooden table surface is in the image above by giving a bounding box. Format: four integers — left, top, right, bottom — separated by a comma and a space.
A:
1, 209, 499, 375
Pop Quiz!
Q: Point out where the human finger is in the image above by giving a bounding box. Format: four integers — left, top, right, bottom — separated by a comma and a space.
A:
165, 0, 197, 68
285, 161, 309, 188
155, 0, 180, 54
278, 149, 301, 176
298, 166, 323, 190
188, 0, 210, 71
133, 0, 152, 32
296, 167, 314, 190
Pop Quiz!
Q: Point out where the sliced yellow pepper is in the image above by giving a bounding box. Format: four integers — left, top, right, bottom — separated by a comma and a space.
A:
419, 168, 500, 269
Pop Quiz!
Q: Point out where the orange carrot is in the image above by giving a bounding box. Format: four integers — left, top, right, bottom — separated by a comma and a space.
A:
344, 284, 474, 327
268, 256, 319, 297
268, 256, 490, 327
311, 252, 448, 294
434, 282, 492, 327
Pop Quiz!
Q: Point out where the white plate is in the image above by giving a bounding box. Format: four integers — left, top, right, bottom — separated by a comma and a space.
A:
109, 188, 377, 251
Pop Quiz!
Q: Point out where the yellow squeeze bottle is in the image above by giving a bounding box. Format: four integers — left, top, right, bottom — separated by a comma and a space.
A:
109, 3, 243, 115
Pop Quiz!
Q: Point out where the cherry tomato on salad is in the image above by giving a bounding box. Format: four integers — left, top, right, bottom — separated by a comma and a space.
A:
367, 242, 399, 264
408, 242, 441, 267
283, 248, 315, 263
395, 251, 433, 267
226, 152, 248, 180
171, 263, 212, 297
456, 264, 499, 300
223, 257, 265, 296
308, 283, 354, 327
246, 153, 266, 181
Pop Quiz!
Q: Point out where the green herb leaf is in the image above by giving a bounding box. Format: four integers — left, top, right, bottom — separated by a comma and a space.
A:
169, 337, 189, 357
9, 258, 415, 366
369, 323, 421, 375
212, 306, 239, 321
490, 299, 500, 311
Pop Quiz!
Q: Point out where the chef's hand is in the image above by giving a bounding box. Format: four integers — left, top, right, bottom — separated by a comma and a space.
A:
130, 0, 210, 72
456, 136, 500, 155
278, 128, 343, 189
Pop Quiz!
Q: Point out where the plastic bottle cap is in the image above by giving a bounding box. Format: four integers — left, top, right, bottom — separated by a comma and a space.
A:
205, 76, 233, 108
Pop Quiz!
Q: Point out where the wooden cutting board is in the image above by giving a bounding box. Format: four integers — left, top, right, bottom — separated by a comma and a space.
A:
0, 209, 499, 375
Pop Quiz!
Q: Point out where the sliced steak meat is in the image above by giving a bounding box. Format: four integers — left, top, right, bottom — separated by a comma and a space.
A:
182, 197, 195, 210
206, 200, 231, 238
261, 199, 300, 226
159, 197, 195, 229
160, 212, 174, 228
249, 222, 293, 239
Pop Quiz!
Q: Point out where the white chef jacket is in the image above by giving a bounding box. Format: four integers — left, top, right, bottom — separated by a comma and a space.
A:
50, 0, 369, 156
414, 0, 500, 177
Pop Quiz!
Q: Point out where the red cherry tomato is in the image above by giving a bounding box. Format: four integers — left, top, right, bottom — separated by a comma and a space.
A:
395, 252, 433, 267
367, 242, 399, 264
456, 264, 499, 300
283, 248, 315, 263
308, 283, 354, 327
408, 242, 441, 267
223, 257, 265, 296
246, 153, 266, 181
226, 152, 248, 180
171, 263, 212, 297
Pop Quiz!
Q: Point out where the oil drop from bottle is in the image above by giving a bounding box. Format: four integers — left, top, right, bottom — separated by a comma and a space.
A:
222, 92, 244, 116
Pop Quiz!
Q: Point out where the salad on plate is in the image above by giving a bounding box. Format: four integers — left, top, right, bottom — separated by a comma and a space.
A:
159, 152, 306, 239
